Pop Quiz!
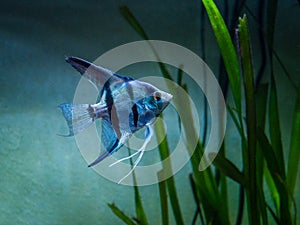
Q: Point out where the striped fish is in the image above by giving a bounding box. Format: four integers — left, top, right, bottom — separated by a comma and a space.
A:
59, 56, 172, 182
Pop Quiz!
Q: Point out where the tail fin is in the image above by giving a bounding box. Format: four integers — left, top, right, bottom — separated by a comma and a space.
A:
59, 103, 94, 136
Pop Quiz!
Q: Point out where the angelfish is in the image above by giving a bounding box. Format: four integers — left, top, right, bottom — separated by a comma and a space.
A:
59, 56, 173, 183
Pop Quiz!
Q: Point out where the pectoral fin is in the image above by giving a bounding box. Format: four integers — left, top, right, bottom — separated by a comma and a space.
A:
88, 118, 124, 167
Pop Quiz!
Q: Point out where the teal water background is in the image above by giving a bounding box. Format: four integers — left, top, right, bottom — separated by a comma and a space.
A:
0, 0, 299, 224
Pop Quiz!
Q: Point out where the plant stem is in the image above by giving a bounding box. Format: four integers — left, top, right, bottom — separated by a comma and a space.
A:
158, 171, 169, 225
237, 15, 259, 225
154, 119, 184, 225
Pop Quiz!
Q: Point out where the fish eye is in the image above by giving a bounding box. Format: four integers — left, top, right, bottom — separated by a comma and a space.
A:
153, 91, 161, 101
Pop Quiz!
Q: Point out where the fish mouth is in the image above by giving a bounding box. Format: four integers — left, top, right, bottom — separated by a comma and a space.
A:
161, 92, 173, 102
160, 92, 173, 111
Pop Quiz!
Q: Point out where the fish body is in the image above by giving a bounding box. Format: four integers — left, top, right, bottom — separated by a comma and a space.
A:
59, 56, 172, 169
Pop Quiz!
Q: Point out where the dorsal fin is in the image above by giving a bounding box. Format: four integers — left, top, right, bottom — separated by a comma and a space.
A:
65, 56, 122, 91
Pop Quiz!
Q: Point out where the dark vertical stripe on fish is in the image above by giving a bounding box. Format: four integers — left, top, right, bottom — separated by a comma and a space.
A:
132, 103, 139, 127
103, 79, 113, 116
124, 80, 138, 128
104, 78, 122, 139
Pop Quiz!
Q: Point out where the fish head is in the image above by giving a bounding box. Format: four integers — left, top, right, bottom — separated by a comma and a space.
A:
148, 90, 173, 116
139, 82, 173, 117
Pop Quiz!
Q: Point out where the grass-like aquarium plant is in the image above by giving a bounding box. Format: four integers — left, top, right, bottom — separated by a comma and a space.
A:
108, 0, 299, 224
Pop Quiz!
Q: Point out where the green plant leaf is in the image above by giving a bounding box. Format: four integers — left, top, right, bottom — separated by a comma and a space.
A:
255, 84, 269, 129
269, 75, 285, 178
209, 153, 246, 186
133, 182, 148, 225
200, 8, 247, 223
237, 14, 260, 225
265, 167, 280, 213
266, 203, 281, 225
243, 3, 297, 90
276, 173, 298, 225
255, 83, 269, 225
189, 174, 206, 225
272, 50, 297, 90
190, 143, 230, 225
202, 0, 241, 112
158, 171, 169, 225
227, 105, 243, 138
119, 6, 148, 40
264, 0, 292, 222
154, 118, 184, 225
257, 127, 292, 224
127, 148, 149, 225
257, 128, 282, 185
108, 203, 137, 225
287, 87, 300, 201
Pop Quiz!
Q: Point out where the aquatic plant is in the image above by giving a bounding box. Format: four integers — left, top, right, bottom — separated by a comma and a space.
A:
108, 0, 299, 224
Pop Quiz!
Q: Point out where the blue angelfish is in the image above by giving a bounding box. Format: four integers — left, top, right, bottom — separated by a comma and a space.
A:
59, 56, 172, 182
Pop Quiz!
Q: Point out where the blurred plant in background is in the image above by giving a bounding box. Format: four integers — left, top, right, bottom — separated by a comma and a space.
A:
107, 0, 299, 224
